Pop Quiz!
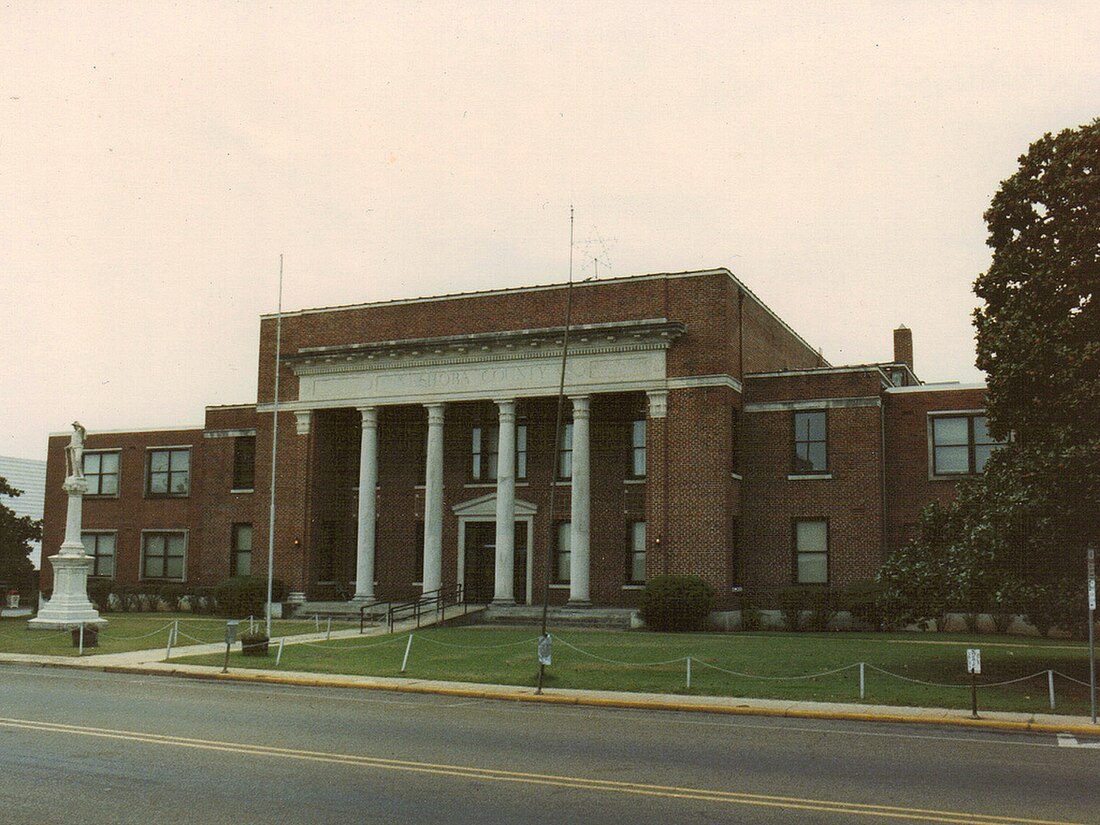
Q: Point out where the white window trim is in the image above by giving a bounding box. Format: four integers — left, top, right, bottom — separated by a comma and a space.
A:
81, 530, 117, 579
82, 449, 122, 498
144, 446, 193, 498
139, 528, 189, 582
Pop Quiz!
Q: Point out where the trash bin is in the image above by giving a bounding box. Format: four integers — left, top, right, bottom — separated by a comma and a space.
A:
71, 626, 99, 648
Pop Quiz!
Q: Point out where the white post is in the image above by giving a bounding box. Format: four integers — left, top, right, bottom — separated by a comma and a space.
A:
860, 662, 865, 700
326, 617, 332, 641
686, 656, 692, 689
401, 634, 413, 673
569, 396, 591, 604
493, 399, 517, 604
165, 623, 174, 660
78, 622, 84, 656
276, 637, 285, 666
1048, 669, 1055, 710
422, 404, 445, 594
355, 406, 379, 603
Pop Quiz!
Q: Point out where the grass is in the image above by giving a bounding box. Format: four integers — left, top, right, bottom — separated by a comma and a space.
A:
176, 626, 1099, 717
0, 614, 326, 657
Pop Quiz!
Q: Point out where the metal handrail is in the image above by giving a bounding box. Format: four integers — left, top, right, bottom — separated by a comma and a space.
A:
372, 584, 466, 634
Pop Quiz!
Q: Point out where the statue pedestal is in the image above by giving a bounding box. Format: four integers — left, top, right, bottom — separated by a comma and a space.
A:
28, 475, 106, 630
28, 553, 106, 629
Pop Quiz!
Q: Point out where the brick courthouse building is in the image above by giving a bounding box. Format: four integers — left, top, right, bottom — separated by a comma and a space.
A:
41, 269, 1000, 609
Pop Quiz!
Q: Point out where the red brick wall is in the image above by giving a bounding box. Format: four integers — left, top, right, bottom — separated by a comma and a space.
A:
40, 428, 206, 590
739, 388, 885, 603
883, 387, 988, 555
255, 271, 825, 403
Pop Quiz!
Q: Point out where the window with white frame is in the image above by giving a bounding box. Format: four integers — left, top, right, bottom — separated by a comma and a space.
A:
794, 519, 828, 584
626, 521, 646, 583
81, 532, 116, 578
147, 448, 190, 496
83, 451, 120, 496
471, 424, 527, 481
230, 523, 252, 576
557, 423, 574, 479
142, 531, 186, 581
792, 411, 827, 474
931, 414, 1007, 476
554, 521, 571, 583
630, 420, 646, 477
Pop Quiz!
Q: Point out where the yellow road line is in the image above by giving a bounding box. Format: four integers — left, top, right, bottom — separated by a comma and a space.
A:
0, 716, 1085, 825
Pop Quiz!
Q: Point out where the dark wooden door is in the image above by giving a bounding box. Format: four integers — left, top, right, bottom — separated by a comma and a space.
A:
464, 522, 495, 603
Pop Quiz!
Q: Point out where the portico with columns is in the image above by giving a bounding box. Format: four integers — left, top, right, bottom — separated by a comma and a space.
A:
277, 319, 692, 606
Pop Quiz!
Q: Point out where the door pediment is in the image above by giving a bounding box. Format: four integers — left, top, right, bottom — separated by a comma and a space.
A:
452, 492, 537, 517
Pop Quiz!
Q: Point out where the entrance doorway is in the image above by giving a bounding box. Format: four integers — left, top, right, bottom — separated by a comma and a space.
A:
463, 521, 528, 604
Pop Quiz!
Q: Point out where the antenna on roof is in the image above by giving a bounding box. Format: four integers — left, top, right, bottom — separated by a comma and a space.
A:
575, 226, 614, 280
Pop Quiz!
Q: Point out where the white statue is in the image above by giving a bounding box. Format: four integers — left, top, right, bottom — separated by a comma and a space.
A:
65, 421, 86, 480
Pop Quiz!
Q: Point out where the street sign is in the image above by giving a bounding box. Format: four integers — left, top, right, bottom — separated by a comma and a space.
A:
538, 634, 552, 666
225, 620, 239, 645
966, 648, 981, 675
1089, 545, 1096, 610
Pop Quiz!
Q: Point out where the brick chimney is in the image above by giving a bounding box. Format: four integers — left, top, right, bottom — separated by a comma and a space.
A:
893, 325, 914, 372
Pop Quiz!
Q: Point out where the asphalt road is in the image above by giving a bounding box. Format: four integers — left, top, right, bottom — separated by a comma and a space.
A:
0, 665, 1097, 824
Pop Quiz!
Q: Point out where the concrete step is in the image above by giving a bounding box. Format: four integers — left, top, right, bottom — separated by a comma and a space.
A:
479, 605, 638, 629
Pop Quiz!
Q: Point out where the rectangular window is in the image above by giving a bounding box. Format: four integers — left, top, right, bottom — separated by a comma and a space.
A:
83, 451, 120, 496
627, 521, 646, 583
230, 523, 252, 577
471, 424, 527, 481
232, 436, 256, 490
558, 423, 574, 479
630, 420, 646, 477
147, 448, 191, 496
931, 414, 1007, 476
795, 520, 828, 584
793, 411, 827, 473
554, 521, 571, 583
81, 532, 116, 578
142, 531, 186, 581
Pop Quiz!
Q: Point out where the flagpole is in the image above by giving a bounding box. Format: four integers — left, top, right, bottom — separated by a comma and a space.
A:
266, 254, 284, 637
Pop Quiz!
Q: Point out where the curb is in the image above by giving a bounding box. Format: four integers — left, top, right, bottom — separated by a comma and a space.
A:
74, 661, 1100, 738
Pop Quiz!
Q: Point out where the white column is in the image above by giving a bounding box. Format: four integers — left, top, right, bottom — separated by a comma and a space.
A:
353, 406, 378, 603
493, 399, 517, 604
569, 395, 591, 604
422, 403, 445, 593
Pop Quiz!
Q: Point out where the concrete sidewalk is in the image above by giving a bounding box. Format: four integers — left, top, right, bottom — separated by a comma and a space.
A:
2, 624, 1098, 738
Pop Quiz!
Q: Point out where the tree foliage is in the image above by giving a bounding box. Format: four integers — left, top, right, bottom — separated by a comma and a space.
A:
0, 477, 41, 597
971, 119, 1100, 569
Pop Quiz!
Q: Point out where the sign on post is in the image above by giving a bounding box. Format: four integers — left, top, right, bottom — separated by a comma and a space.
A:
537, 634, 552, 667
966, 648, 981, 675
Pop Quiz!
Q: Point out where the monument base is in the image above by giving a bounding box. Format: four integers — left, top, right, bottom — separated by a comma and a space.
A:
27, 552, 107, 630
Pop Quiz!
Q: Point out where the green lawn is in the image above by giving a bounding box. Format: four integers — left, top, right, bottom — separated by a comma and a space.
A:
0, 614, 327, 657
176, 626, 1098, 717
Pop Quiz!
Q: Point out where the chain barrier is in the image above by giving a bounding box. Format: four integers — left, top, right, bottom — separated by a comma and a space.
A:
553, 635, 687, 666
1054, 670, 1093, 688
412, 634, 541, 651
691, 658, 860, 681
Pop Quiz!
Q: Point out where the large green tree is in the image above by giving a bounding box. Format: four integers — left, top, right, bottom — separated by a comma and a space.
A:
0, 477, 40, 597
972, 118, 1100, 572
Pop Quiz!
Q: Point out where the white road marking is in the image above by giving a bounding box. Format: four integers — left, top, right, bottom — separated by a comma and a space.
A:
1056, 733, 1100, 749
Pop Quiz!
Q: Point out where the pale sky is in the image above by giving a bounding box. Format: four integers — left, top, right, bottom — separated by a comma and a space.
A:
2, 1, 1098, 461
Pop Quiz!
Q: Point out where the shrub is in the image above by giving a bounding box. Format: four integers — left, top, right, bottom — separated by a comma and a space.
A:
739, 597, 762, 631
639, 575, 714, 632
88, 580, 113, 613
839, 580, 885, 631
214, 576, 290, 619
779, 585, 837, 631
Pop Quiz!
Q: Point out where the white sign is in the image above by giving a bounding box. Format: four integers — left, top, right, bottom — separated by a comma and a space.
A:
537, 634, 552, 666
1089, 579, 1096, 611
967, 648, 981, 675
